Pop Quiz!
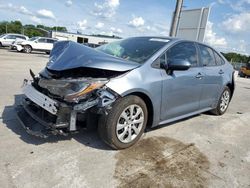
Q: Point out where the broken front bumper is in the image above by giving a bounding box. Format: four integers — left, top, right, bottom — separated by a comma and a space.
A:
16, 103, 57, 138
16, 80, 117, 138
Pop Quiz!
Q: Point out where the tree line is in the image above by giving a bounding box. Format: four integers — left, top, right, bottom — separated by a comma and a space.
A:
0, 20, 67, 38
221, 52, 250, 64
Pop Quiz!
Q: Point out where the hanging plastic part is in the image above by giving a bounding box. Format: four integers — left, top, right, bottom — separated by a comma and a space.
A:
97, 89, 117, 108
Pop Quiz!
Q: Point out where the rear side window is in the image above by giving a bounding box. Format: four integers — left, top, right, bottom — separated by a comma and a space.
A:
198, 44, 216, 66
16, 36, 26, 40
214, 51, 225, 66
166, 42, 198, 67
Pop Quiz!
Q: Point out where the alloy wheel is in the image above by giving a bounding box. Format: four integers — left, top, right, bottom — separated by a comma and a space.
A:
220, 90, 230, 112
116, 104, 144, 143
24, 46, 31, 53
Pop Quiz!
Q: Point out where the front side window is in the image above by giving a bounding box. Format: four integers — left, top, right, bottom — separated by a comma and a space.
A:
166, 42, 198, 67
29, 37, 38, 41
38, 38, 46, 43
47, 39, 56, 43
198, 44, 216, 66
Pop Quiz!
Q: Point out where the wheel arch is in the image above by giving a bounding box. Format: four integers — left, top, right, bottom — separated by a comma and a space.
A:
125, 91, 154, 129
226, 73, 235, 101
24, 44, 33, 49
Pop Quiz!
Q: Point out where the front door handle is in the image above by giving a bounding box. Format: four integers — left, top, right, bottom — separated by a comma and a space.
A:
219, 69, 224, 74
195, 73, 204, 79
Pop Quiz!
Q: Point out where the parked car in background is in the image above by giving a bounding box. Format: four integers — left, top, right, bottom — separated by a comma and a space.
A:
239, 63, 250, 77
0, 33, 28, 47
10, 37, 29, 50
16, 37, 235, 149
83, 43, 100, 48
16, 37, 58, 54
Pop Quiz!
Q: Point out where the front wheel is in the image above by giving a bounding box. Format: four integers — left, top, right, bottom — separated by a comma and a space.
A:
98, 95, 148, 149
23, 45, 32, 53
211, 86, 231, 115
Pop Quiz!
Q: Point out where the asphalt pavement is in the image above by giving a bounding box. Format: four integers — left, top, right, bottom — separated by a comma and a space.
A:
0, 48, 249, 188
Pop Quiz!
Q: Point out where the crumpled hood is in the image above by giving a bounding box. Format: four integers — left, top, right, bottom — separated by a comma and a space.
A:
47, 41, 140, 72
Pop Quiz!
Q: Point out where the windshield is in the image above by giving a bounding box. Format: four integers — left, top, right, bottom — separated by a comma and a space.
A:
28, 37, 38, 41
96, 37, 170, 64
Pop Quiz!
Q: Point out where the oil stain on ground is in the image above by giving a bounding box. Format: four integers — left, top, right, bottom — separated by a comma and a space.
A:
114, 136, 210, 188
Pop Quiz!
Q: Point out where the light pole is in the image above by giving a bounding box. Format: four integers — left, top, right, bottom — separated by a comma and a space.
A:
169, 0, 184, 37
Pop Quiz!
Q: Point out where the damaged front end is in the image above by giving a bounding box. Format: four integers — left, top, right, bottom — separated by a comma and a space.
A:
15, 41, 139, 138
16, 71, 119, 138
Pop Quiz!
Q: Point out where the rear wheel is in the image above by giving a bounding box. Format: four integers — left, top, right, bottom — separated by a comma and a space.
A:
211, 86, 231, 115
23, 45, 32, 53
239, 72, 245, 77
98, 95, 148, 149
0, 42, 2, 47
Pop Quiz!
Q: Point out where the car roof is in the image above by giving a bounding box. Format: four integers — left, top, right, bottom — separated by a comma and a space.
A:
6, 33, 27, 37
37, 37, 57, 40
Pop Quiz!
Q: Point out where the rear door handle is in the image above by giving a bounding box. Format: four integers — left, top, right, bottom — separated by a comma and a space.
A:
195, 73, 204, 79
219, 70, 224, 74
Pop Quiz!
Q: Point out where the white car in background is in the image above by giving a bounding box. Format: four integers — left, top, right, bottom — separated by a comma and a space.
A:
16, 37, 58, 54
10, 38, 29, 51
0, 33, 28, 47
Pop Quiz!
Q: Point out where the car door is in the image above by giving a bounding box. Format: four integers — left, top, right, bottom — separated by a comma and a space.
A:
198, 44, 224, 109
2, 35, 16, 46
35, 38, 47, 50
160, 42, 203, 121
46, 39, 56, 51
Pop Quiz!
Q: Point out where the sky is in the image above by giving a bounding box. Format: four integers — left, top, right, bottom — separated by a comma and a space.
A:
0, 0, 249, 54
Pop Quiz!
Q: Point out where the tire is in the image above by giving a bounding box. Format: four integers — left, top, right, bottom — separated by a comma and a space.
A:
211, 86, 231, 115
98, 95, 148, 149
23, 45, 32, 53
239, 72, 245, 77
0, 42, 2, 47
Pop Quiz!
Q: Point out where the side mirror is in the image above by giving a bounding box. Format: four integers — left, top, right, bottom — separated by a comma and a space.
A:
160, 59, 191, 74
168, 59, 191, 71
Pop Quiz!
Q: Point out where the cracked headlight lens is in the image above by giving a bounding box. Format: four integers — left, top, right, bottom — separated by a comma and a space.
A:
64, 81, 108, 102
38, 79, 108, 103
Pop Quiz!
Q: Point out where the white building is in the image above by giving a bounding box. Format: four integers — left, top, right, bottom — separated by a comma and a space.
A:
50, 31, 121, 46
